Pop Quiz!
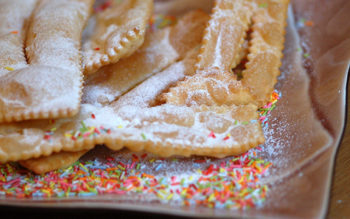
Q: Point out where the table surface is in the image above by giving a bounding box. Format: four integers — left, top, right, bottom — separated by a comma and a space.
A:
328, 88, 350, 219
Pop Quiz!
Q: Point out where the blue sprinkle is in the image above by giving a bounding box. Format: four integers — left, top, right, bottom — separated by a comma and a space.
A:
155, 164, 162, 172
78, 192, 96, 197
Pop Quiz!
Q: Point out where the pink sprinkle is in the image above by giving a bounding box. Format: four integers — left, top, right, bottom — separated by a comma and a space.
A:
208, 131, 216, 138
130, 162, 135, 169
94, 128, 100, 134
83, 132, 91, 138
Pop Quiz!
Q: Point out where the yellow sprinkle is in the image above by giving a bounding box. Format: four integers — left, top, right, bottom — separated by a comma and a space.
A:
157, 192, 164, 199
65, 133, 72, 138
79, 163, 89, 172
208, 193, 215, 202
117, 125, 123, 129
167, 194, 174, 200
189, 176, 193, 181
4, 66, 14, 71
263, 185, 269, 192
219, 168, 225, 173
239, 189, 248, 197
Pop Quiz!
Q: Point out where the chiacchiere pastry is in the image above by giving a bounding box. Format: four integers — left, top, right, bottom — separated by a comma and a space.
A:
8, 0, 289, 174
20, 10, 209, 173
0, 0, 94, 123
19, 150, 89, 174
0, 10, 210, 164
83, 0, 153, 75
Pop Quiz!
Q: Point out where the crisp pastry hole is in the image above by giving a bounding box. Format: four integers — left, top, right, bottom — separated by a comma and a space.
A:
231, 27, 253, 80
149, 82, 179, 107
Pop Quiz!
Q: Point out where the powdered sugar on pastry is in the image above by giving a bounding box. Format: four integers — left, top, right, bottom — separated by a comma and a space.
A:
83, 11, 210, 106
241, 0, 289, 106
83, 0, 153, 75
163, 0, 289, 108
0, 0, 37, 77
163, 0, 254, 107
0, 11, 210, 163
0, 0, 93, 123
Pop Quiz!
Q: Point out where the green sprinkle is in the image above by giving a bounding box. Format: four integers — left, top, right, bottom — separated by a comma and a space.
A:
180, 178, 185, 186
259, 3, 268, 8
303, 53, 310, 58
80, 121, 88, 133
141, 133, 147, 140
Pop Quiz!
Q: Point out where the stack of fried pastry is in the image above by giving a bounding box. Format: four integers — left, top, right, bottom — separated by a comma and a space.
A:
0, 0, 289, 174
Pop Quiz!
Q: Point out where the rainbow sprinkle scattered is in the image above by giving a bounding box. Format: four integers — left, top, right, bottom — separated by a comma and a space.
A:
64, 122, 111, 141
0, 84, 279, 210
0, 149, 271, 210
259, 91, 280, 128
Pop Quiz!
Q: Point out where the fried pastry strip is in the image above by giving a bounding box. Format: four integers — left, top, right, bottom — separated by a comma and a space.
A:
241, 0, 289, 106
163, 0, 255, 107
0, 11, 209, 164
83, 10, 209, 106
163, 0, 289, 107
196, 0, 253, 72
103, 50, 264, 158
17, 1, 289, 173
0, 0, 37, 77
18, 50, 199, 173
0, 0, 93, 123
19, 150, 88, 174
19, 49, 264, 173
83, 0, 153, 75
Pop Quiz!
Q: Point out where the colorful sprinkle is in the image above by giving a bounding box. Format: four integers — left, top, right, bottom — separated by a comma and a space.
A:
297, 18, 314, 28
149, 14, 177, 31
304, 20, 314, 27
63, 123, 111, 141
4, 67, 14, 71
258, 91, 280, 128
258, 3, 268, 8
303, 53, 310, 58
0, 149, 272, 210
94, 0, 113, 13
